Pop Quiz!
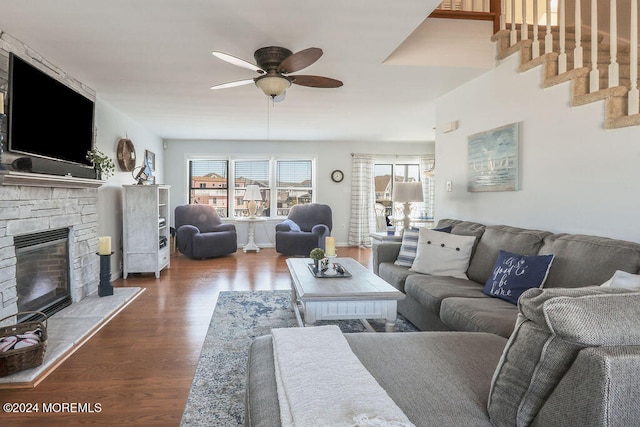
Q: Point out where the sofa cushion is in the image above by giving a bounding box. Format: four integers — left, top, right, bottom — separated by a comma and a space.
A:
601, 270, 640, 289
538, 233, 640, 288
404, 274, 486, 314
487, 286, 640, 427
346, 332, 507, 427
378, 263, 413, 293
467, 225, 551, 284
410, 229, 476, 279
482, 250, 554, 305
440, 296, 519, 338
246, 332, 508, 427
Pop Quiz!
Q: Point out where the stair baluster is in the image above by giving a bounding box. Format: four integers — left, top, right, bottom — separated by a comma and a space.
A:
545, 0, 553, 54
574, 0, 583, 69
521, 0, 528, 41
590, 0, 600, 92
532, 0, 540, 58
630, 0, 639, 114
609, 0, 620, 87
510, 0, 517, 46
558, 0, 567, 73
500, 0, 506, 30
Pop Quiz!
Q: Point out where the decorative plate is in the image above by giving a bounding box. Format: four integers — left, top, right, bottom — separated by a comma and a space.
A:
116, 138, 136, 171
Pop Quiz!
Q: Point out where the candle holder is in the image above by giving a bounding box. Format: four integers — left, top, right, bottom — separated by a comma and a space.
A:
97, 252, 114, 297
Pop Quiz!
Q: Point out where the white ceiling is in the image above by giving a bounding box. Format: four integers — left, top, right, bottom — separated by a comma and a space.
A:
0, 0, 493, 143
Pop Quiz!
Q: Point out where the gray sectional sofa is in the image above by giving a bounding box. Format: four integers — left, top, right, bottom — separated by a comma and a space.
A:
245, 219, 640, 426
373, 218, 640, 337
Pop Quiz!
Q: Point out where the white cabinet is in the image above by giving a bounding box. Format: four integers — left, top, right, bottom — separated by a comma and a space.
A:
122, 185, 170, 279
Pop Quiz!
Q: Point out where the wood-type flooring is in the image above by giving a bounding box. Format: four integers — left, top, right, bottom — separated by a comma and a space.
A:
0, 247, 372, 425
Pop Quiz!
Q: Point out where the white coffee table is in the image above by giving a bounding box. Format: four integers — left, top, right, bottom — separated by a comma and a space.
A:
286, 257, 405, 332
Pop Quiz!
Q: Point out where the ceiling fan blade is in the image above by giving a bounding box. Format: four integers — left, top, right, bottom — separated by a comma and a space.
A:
212, 51, 264, 74
277, 47, 323, 74
210, 79, 255, 90
291, 75, 343, 88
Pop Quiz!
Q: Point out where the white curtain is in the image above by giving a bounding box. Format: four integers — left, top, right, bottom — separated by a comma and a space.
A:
420, 155, 436, 220
348, 154, 376, 247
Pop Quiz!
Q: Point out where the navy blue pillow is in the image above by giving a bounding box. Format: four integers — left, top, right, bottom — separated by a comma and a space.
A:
483, 250, 555, 305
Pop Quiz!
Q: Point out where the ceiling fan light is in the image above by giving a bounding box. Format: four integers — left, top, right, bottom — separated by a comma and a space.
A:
255, 75, 291, 97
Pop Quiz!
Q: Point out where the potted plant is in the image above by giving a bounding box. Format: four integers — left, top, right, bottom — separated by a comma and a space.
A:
87, 148, 115, 180
309, 247, 325, 272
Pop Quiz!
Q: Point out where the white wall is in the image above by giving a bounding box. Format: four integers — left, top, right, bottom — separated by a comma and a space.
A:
435, 54, 640, 243
162, 139, 434, 246
94, 99, 163, 276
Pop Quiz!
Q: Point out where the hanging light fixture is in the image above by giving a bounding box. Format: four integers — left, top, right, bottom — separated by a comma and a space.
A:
255, 74, 291, 98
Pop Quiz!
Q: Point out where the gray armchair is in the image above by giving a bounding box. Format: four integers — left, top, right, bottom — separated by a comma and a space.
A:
174, 204, 237, 259
275, 203, 332, 256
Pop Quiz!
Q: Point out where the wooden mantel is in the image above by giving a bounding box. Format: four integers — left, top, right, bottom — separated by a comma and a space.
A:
0, 170, 104, 189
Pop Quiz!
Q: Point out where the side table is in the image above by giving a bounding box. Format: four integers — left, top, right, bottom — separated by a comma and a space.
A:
369, 232, 403, 247
236, 217, 267, 252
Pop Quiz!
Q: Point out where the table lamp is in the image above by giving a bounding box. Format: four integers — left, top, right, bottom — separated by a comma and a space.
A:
244, 185, 263, 218
392, 182, 424, 230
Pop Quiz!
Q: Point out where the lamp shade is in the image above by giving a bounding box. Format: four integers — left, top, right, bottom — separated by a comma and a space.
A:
392, 182, 424, 203
244, 185, 263, 201
255, 75, 291, 97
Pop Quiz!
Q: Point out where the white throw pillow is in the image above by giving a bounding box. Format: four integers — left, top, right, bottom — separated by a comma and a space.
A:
600, 270, 640, 289
410, 228, 476, 279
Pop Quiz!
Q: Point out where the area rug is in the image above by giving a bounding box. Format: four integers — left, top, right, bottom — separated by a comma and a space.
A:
180, 290, 418, 426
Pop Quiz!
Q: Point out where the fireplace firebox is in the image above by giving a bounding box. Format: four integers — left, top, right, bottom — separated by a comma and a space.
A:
15, 228, 72, 323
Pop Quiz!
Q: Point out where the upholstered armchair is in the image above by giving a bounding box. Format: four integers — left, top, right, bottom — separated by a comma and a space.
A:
275, 203, 332, 256
174, 204, 237, 259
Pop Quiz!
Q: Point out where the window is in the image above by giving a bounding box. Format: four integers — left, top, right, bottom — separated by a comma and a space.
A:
234, 160, 270, 217
188, 159, 229, 217
374, 160, 433, 223
276, 160, 313, 216
188, 157, 315, 218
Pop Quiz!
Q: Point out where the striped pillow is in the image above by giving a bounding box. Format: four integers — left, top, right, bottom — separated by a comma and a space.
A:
394, 226, 452, 267
393, 228, 420, 267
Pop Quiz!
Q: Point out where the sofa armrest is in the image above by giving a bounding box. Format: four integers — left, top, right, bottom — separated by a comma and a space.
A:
532, 345, 640, 427
311, 223, 330, 236
275, 222, 291, 232
176, 224, 199, 256
372, 242, 401, 275
211, 223, 236, 232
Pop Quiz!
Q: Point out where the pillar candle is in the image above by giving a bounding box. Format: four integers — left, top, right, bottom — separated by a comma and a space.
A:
98, 236, 111, 255
325, 236, 336, 256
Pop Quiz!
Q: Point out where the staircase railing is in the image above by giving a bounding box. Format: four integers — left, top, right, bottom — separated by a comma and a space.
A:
430, 0, 502, 33
499, 0, 639, 116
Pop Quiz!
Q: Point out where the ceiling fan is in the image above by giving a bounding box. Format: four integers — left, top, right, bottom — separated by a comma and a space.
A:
210, 46, 343, 101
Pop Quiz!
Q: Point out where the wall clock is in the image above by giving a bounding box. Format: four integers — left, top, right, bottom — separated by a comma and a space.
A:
116, 138, 136, 172
331, 169, 344, 183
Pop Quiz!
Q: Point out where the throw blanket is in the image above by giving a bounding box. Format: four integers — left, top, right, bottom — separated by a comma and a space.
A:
271, 325, 415, 427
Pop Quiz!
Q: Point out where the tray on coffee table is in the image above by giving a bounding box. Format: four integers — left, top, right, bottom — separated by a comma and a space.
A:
307, 263, 352, 278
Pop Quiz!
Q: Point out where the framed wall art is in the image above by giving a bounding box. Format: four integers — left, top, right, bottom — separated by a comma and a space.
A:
145, 150, 156, 172
467, 122, 520, 192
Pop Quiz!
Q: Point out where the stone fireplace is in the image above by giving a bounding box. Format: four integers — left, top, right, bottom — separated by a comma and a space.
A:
0, 172, 102, 323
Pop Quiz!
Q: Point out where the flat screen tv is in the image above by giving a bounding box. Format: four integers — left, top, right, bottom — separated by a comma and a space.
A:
7, 53, 95, 171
